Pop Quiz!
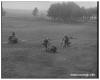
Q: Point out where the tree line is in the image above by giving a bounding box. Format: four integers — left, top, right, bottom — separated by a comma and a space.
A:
2, 2, 97, 22
47, 2, 97, 22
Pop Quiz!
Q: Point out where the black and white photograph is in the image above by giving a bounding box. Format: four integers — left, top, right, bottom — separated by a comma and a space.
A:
1, 1, 98, 78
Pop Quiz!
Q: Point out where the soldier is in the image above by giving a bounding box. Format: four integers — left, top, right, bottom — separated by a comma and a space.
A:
42, 37, 50, 50
8, 32, 18, 44
50, 45, 57, 53
62, 35, 70, 48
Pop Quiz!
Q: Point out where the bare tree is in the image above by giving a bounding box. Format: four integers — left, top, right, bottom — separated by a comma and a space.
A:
32, 7, 39, 16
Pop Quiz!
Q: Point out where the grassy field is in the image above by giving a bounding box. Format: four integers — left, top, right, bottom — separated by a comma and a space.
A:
1, 15, 97, 78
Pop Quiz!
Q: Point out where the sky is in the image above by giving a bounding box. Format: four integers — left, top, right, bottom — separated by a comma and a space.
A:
2, 1, 97, 11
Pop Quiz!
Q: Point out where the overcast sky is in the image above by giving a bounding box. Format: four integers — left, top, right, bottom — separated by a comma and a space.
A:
2, 1, 97, 11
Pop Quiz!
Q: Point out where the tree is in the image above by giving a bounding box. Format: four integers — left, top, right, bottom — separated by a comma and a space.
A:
47, 2, 82, 21
32, 7, 39, 16
86, 7, 97, 16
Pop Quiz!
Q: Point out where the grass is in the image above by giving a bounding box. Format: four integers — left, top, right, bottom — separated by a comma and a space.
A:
2, 15, 97, 78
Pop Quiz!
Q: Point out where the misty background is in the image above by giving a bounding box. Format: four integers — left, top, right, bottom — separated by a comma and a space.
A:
2, 1, 98, 78
2, 1, 97, 17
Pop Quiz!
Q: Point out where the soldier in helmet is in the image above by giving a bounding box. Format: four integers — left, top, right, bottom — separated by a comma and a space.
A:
50, 45, 57, 53
8, 32, 18, 44
62, 35, 70, 48
42, 37, 50, 50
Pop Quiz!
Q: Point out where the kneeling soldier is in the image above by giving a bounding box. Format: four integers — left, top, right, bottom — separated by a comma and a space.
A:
50, 45, 57, 53
62, 35, 70, 48
8, 32, 18, 44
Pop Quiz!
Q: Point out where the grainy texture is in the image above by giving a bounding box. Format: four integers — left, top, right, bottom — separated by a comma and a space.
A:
2, 15, 97, 78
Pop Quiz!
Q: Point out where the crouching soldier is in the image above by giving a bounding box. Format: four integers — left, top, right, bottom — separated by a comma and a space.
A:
8, 32, 18, 44
50, 45, 57, 53
62, 35, 71, 48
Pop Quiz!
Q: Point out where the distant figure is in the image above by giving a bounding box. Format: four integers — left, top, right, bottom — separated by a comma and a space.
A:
8, 32, 18, 44
42, 37, 50, 50
62, 35, 71, 48
50, 45, 57, 53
